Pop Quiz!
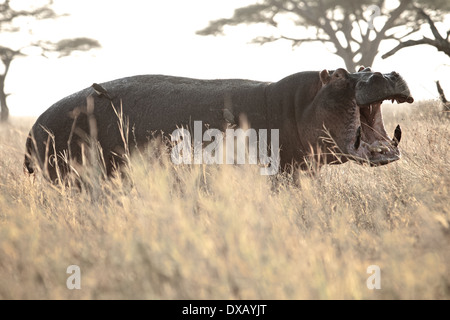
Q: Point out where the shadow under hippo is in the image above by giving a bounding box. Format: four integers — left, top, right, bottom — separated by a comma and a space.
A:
24, 67, 413, 183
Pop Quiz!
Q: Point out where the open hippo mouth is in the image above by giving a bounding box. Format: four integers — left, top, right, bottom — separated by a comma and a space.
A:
350, 71, 414, 166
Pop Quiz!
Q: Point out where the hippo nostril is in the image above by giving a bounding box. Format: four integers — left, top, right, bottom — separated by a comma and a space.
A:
374, 72, 382, 77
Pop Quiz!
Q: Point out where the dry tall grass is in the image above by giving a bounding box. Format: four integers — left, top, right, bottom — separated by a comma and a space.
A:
0, 101, 449, 300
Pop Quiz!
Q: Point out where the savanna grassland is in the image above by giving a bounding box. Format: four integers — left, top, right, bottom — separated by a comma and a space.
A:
0, 100, 449, 300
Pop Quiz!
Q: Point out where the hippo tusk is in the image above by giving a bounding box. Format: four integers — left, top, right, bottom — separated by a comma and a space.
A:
369, 146, 383, 153
368, 141, 390, 153
392, 124, 401, 147
354, 126, 361, 150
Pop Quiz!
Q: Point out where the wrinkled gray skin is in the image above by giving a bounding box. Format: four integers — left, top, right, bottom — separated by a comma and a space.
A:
24, 67, 413, 182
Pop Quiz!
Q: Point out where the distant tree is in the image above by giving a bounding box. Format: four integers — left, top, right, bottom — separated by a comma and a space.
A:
380, 4, 450, 112
382, 6, 450, 59
0, 0, 101, 123
197, 0, 447, 72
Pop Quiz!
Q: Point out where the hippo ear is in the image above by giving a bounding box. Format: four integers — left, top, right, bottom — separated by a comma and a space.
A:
320, 70, 331, 85
358, 66, 372, 72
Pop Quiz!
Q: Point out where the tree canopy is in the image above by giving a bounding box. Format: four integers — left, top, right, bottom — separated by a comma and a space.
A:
197, 0, 450, 72
0, 0, 101, 122
382, 6, 450, 59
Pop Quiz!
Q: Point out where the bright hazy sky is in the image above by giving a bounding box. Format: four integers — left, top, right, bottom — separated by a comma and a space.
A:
5, 0, 450, 117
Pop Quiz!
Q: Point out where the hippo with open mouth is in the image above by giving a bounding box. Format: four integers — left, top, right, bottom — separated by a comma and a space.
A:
297, 67, 413, 168
24, 67, 413, 182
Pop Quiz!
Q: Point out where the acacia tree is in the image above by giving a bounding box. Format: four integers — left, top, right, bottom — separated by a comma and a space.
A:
197, 0, 447, 73
380, 4, 450, 111
0, 0, 100, 122
382, 6, 450, 59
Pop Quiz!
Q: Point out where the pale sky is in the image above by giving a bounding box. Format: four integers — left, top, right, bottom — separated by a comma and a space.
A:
5, 0, 450, 117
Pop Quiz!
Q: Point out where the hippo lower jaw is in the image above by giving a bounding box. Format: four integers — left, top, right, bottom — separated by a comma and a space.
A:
348, 98, 409, 166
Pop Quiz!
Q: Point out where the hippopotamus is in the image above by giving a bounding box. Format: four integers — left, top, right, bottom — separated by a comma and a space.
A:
24, 67, 413, 182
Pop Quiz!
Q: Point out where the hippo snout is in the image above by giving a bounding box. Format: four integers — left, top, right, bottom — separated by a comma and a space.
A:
355, 71, 413, 107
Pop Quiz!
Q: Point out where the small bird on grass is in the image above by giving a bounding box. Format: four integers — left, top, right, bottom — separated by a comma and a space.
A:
91, 83, 112, 100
